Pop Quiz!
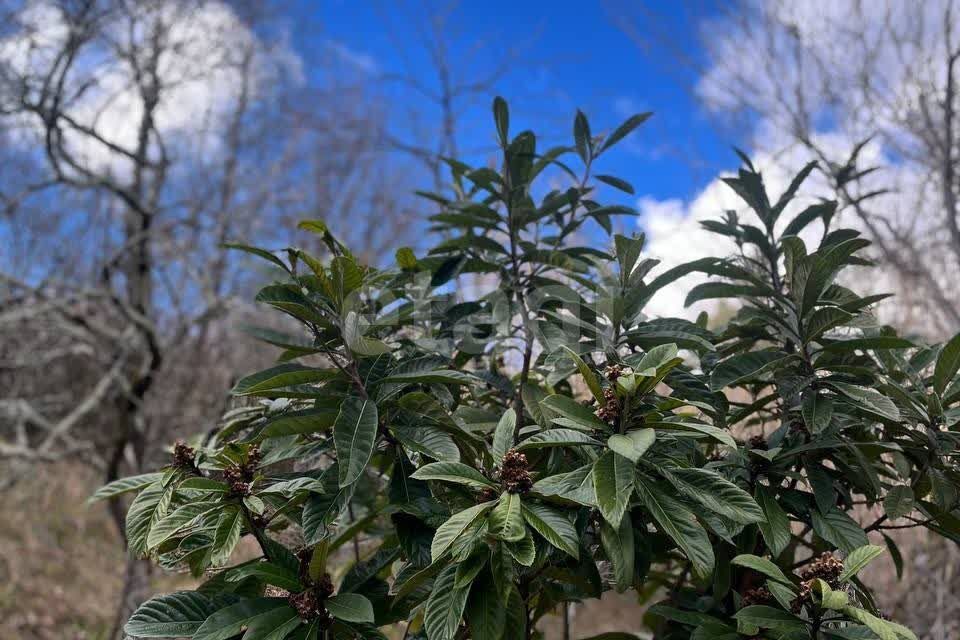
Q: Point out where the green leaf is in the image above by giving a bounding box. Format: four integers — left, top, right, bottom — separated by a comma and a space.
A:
239, 605, 300, 640
225, 562, 302, 591
126, 483, 174, 557
842, 606, 906, 640
425, 565, 470, 640
465, 569, 506, 640
595, 174, 635, 194
395, 246, 418, 270
665, 468, 763, 524
89, 473, 162, 503
607, 429, 655, 463
635, 476, 714, 579
731, 555, 795, 588
561, 346, 605, 404
599, 112, 652, 153
232, 364, 337, 397
193, 598, 290, 640
934, 333, 960, 395
801, 391, 834, 433
516, 428, 603, 451
828, 382, 900, 422
147, 501, 221, 550
812, 508, 869, 554
325, 593, 374, 623
210, 507, 244, 566
540, 394, 608, 431
635, 343, 680, 372
811, 579, 848, 610
412, 461, 497, 490
883, 485, 914, 520
804, 306, 855, 341
493, 96, 510, 146
343, 311, 392, 356
223, 243, 289, 271
504, 532, 536, 566
838, 545, 885, 582
521, 502, 579, 558
392, 425, 460, 462
600, 513, 634, 592
732, 606, 806, 631
259, 408, 339, 439
491, 408, 517, 465
489, 492, 526, 542
755, 486, 791, 557
380, 369, 479, 386
124, 591, 220, 638
574, 109, 592, 162
334, 396, 378, 487
431, 502, 496, 562
592, 452, 635, 525
709, 351, 789, 391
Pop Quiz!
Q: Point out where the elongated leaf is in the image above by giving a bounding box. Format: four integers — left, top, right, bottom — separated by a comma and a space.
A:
522, 502, 579, 558
147, 501, 221, 549
325, 593, 374, 623
432, 502, 495, 562
731, 555, 794, 587
380, 370, 479, 386
838, 545, 884, 582
732, 606, 806, 631
225, 562, 301, 591
828, 382, 900, 422
934, 333, 960, 395
489, 492, 525, 541
635, 476, 714, 578
801, 391, 833, 433
465, 569, 506, 640
89, 473, 162, 503
125, 591, 221, 638
883, 485, 914, 520
600, 513, 634, 592
232, 364, 337, 396
592, 452, 635, 525
260, 408, 339, 439
812, 508, 869, 553
492, 409, 517, 465
411, 462, 497, 490
540, 394, 608, 431
126, 483, 174, 557
755, 486, 791, 556
425, 565, 470, 640
210, 507, 244, 566
710, 351, 789, 391
665, 468, 763, 524
193, 598, 289, 640
562, 346, 605, 403
343, 310, 392, 356
599, 112, 652, 153
607, 429, 655, 463
516, 428, 603, 451
334, 396, 378, 487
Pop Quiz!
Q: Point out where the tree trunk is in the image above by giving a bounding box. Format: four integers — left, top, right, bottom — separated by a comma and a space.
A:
111, 555, 153, 640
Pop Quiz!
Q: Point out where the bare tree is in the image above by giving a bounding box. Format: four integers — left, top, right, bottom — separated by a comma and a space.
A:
617, 0, 960, 338
0, 1, 415, 636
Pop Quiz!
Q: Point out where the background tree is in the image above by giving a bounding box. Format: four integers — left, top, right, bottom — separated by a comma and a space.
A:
617, 0, 960, 339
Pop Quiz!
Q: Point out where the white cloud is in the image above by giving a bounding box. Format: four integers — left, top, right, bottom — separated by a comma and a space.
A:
640, 0, 958, 335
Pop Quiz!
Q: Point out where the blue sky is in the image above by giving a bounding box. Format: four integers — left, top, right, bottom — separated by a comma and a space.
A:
292, 1, 733, 213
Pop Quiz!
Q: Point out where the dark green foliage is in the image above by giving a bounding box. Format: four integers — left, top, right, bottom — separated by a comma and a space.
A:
94, 98, 960, 640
